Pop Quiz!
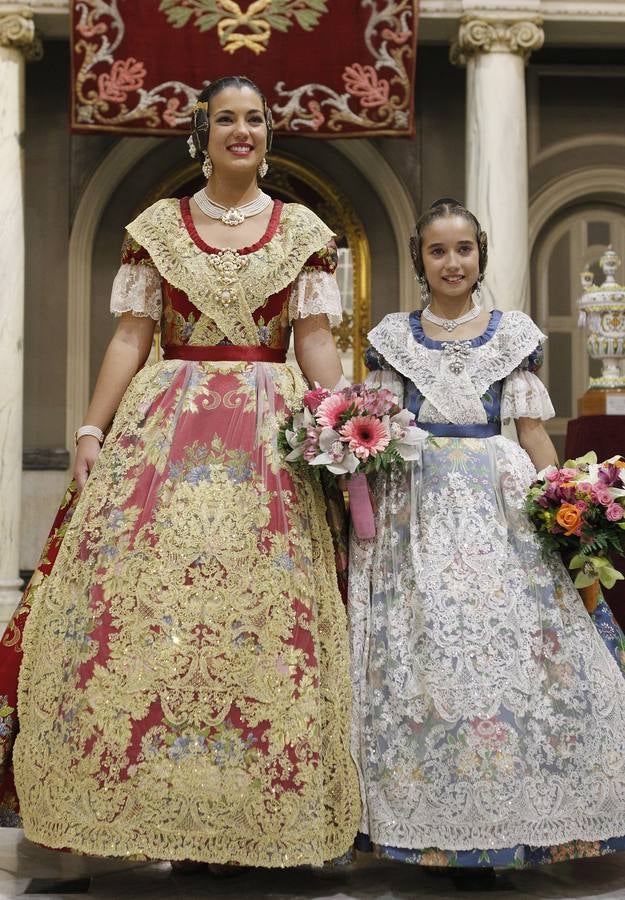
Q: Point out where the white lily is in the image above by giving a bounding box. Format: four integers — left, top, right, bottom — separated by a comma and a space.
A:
587, 463, 601, 485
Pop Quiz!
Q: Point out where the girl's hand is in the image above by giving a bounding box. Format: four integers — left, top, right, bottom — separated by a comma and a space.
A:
74, 436, 102, 491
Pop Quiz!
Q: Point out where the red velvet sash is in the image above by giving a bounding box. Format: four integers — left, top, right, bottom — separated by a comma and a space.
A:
163, 345, 287, 363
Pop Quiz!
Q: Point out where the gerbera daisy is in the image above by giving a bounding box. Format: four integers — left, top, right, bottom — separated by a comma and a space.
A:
316, 393, 357, 429
341, 415, 390, 460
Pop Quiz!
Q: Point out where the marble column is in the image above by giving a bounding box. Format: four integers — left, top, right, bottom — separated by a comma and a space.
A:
452, 15, 544, 312
0, 6, 37, 623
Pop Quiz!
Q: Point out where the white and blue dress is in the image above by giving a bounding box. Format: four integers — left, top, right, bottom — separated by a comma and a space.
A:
349, 308, 625, 868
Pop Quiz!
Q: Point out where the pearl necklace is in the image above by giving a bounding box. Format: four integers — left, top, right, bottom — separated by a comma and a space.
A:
422, 302, 482, 332
192, 188, 272, 227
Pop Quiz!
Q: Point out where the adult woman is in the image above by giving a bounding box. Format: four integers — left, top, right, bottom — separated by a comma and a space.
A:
349, 198, 625, 876
5, 76, 360, 866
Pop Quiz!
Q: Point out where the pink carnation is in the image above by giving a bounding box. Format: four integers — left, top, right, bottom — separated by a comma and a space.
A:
606, 503, 624, 522
303, 386, 330, 412
340, 415, 390, 460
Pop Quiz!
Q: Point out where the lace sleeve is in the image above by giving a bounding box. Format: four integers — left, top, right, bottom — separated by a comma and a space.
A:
288, 270, 343, 327
110, 264, 162, 321
110, 234, 162, 321
501, 370, 555, 423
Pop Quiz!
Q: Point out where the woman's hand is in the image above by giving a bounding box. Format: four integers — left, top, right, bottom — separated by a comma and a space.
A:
73, 436, 102, 491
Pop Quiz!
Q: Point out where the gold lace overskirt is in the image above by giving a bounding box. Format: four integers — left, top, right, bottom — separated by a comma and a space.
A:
14, 359, 360, 865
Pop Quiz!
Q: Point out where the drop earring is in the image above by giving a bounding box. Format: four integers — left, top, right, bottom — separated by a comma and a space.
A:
258, 157, 268, 179
419, 275, 430, 306
474, 274, 484, 301
202, 153, 213, 179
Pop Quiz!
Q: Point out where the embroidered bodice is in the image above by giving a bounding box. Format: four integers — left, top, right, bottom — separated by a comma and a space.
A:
367, 309, 554, 431
110, 197, 343, 350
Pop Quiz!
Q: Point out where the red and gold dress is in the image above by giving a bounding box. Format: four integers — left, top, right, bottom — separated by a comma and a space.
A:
6, 198, 360, 865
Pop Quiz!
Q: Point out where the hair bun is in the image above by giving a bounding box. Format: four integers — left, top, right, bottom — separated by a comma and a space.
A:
430, 197, 462, 209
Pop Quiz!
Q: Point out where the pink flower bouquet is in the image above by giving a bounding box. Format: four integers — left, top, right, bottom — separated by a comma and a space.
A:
279, 384, 425, 538
525, 452, 625, 607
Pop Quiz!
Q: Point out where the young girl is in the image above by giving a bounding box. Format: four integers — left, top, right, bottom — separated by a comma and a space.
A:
349, 198, 625, 878
2, 76, 360, 867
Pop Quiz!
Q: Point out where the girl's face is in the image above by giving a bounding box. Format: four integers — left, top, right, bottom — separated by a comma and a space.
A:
206, 85, 267, 178
421, 215, 480, 303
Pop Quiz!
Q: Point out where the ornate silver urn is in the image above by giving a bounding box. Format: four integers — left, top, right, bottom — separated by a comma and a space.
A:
578, 247, 625, 389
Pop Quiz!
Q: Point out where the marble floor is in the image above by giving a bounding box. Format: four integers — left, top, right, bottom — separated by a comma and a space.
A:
0, 830, 625, 900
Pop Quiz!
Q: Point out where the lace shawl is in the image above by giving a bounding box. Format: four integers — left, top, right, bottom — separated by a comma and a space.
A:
368, 311, 550, 425
126, 200, 334, 347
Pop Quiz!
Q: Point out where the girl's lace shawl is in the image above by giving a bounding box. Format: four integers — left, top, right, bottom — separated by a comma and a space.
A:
126, 200, 333, 346
368, 311, 547, 425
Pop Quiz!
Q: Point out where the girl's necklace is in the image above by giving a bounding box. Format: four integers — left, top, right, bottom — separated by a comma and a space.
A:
422, 302, 481, 333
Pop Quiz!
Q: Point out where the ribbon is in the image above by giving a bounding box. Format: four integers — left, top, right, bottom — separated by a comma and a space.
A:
347, 473, 376, 540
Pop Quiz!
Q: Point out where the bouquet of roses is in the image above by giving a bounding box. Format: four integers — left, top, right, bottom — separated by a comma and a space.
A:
525, 452, 625, 611
278, 383, 425, 538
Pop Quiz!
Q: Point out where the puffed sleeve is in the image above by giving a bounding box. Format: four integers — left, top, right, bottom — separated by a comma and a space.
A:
288, 239, 343, 327
109, 234, 162, 322
501, 343, 555, 423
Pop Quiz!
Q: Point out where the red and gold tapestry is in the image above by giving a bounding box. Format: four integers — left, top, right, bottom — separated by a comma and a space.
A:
71, 0, 418, 137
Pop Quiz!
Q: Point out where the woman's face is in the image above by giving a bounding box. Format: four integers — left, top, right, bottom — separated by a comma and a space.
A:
206, 85, 267, 178
420, 215, 480, 303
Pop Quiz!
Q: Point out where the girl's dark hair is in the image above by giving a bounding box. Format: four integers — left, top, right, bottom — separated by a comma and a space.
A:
409, 197, 488, 288
189, 75, 273, 161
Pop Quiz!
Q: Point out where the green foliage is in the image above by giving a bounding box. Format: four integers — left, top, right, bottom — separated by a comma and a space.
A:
159, 0, 329, 35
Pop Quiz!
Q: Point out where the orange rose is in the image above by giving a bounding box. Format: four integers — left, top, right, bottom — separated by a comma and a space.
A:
556, 502, 582, 535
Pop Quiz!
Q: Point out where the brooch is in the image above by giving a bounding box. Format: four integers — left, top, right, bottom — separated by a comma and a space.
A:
442, 340, 471, 374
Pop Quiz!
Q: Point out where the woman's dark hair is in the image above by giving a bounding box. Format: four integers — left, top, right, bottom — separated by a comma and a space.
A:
189, 75, 273, 160
409, 197, 488, 288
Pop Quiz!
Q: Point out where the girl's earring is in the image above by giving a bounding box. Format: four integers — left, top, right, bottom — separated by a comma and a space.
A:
474, 279, 482, 300
202, 153, 213, 179
419, 275, 430, 306
258, 157, 268, 179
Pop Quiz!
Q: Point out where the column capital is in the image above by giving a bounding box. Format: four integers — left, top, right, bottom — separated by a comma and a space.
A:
0, 5, 41, 59
451, 15, 544, 65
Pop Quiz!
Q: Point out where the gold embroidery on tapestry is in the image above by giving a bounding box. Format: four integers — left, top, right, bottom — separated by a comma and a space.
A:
158, 1, 329, 56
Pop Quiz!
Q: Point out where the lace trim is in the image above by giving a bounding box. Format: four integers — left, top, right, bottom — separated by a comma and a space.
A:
110, 263, 162, 321
349, 434, 625, 851
126, 200, 333, 347
369, 311, 547, 424
501, 369, 555, 423
288, 271, 343, 327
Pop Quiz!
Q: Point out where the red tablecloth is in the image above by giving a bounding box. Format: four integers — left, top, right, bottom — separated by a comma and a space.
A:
565, 416, 625, 627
